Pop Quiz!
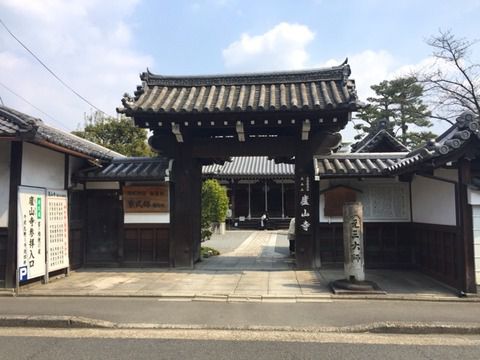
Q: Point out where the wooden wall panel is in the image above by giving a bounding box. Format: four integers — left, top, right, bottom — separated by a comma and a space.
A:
412, 223, 461, 290
317, 221, 463, 290
69, 190, 86, 270
317, 222, 413, 268
0, 228, 7, 284
123, 224, 169, 265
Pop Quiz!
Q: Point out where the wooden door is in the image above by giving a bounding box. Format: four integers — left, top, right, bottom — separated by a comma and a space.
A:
86, 190, 121, 264
69, 191, 85, 269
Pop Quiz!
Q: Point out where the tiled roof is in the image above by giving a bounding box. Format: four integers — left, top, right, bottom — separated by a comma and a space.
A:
118, 63, 360, 115
0, 106, 124, 161
73, 157, 170, 181
203, 156, 294, 179
351, 119, 408, 153
388, 112, 480, 174
351, 129, 408, 153
314, 153, 407, 178
0, 106, 36, 137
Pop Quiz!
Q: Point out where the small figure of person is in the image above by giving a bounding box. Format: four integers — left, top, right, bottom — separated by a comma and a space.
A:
226, 205, 233, 229
260, 213, 268, 230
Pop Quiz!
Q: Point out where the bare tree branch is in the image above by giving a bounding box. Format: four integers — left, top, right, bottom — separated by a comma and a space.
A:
421, 30, 480, 118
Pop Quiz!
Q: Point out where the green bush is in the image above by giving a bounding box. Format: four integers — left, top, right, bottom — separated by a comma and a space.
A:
201, 246, 220, 258
201, 179, 229, 241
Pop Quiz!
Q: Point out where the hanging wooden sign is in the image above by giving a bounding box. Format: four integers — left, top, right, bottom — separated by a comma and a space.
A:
123, 185, 169, 213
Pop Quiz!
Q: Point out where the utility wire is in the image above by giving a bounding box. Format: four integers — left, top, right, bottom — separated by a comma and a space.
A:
0, 17, 114, 118
0, 80, 70, 130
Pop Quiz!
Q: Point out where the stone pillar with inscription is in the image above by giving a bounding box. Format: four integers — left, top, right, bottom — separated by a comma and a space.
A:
343, 202, 365, 281
330, 202, 384, 294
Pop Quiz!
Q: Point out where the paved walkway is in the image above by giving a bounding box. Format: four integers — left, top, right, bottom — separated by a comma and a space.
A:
18, 231, 461, 300
20, 231, 327, 298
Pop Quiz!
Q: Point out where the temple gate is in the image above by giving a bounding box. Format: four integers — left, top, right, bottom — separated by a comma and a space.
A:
118, 62, 360, 269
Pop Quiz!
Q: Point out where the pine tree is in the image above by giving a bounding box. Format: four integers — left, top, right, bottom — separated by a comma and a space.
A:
354, 77, 435, 149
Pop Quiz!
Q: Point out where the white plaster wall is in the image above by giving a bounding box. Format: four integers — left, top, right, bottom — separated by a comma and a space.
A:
319, 178, 411, 223
0, 142, 11, 227
124, 213, 170, 224
21, 142, 64, 189
472, 206, 480, 285
411, 175, 456, 226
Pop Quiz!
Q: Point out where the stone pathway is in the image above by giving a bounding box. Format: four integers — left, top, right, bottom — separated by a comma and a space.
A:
196, 231, 293, 270
22, 231, 329, 298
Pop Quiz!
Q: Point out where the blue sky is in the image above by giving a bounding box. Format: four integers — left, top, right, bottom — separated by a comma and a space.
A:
0, 0, 479, 141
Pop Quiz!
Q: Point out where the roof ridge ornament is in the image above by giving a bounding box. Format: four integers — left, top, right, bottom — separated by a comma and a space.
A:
138, 62, 352, 87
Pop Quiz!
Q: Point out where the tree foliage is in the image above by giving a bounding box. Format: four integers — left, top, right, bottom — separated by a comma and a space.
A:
72, 111, 154, 157
355, 76, 435, 149
201, 179, 229, 241
420, 30, 480, 123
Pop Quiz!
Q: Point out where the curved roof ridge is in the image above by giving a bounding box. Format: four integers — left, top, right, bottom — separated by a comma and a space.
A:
140, 62, 351, 87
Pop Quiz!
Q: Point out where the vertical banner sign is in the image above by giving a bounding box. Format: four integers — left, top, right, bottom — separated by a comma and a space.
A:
17, 186, 46, 282
298, 174, 312, 234
46, 189, 69, 272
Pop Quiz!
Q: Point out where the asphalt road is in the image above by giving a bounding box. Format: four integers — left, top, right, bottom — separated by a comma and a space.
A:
0, 328, 479, 360
0, 297, 479, 328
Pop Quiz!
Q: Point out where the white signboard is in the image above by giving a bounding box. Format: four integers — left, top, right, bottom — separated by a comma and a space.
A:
46, 189, 69, 272
17, 186, 46, 282
360, 184, 409, 221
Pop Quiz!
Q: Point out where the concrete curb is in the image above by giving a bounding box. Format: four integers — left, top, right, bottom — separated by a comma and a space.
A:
0, 315, 480, 335
13, 291, 480, 303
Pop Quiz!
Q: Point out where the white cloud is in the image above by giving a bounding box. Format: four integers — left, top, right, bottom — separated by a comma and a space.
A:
0, 0, 152, 130
222, 22, 315, 72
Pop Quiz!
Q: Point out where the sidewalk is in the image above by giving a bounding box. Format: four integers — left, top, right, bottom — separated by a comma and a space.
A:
14, 231, 469, 301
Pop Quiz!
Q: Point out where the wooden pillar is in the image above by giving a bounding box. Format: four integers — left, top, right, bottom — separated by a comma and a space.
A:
458, 158, 476, 293
170, 145, 201, 267
247, 183, 251, 219
264, 179, 268, 213
231, 179, 236, 219
281, 182, 285, 219
5, 142, 22, 288
294, 142, 317, 269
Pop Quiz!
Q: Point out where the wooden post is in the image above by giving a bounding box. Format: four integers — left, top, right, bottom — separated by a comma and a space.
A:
343, 202, 365, 282
281, 182, 285, 219
247, 183, 251, 219
170, 144, 201, 267
5, 142, 22, 288
264, 179, 268, 213
231, 179, 236, 219
294, 142, 316, 269
458, 158, 476, 293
